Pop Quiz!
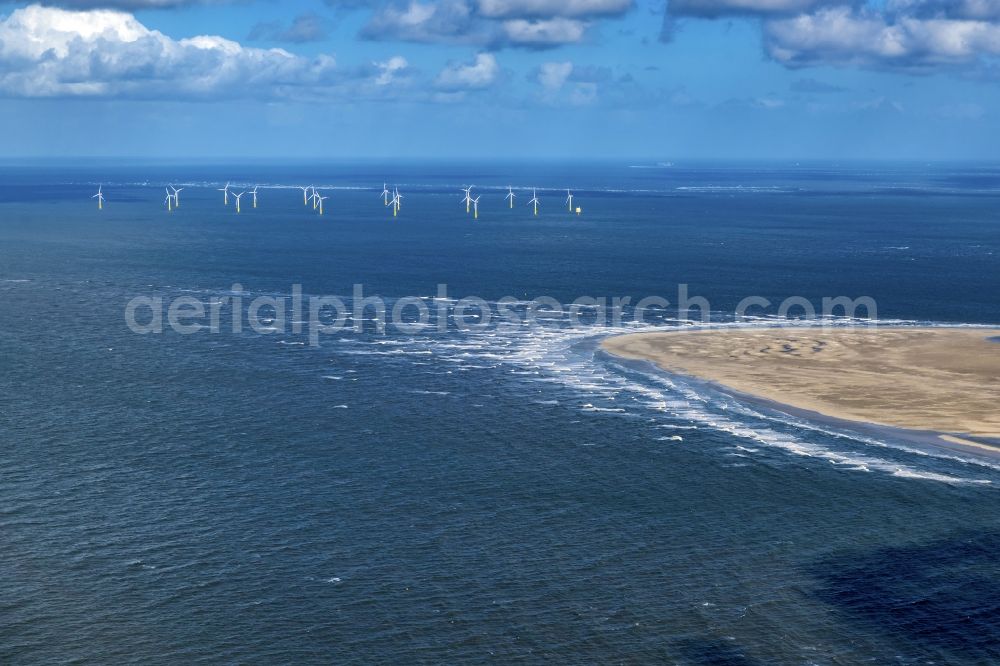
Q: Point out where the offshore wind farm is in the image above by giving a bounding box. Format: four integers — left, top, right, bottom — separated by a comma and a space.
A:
90, 180, 582, 220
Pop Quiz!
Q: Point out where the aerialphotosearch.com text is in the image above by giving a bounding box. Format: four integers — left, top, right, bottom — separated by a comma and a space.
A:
125, 283, 878, 346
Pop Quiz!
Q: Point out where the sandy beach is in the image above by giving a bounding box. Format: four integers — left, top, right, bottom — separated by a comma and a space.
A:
602, 327, 1000, 451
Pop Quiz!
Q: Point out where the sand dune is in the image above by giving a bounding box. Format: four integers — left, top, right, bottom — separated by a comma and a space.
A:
602, 327, 1000, 450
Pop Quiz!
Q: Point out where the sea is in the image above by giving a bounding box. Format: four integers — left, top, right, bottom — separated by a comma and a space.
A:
1, 160, 999, 664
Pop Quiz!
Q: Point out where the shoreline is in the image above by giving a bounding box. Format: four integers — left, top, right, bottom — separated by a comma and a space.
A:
601, 326, 1000, 458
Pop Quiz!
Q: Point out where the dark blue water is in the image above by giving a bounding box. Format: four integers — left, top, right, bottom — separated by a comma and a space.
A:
2, 161, 999, 663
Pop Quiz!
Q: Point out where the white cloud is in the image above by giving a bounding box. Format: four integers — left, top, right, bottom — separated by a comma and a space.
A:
477, 0, 631, 19
666, 0, 1000, 72
373, 55, 410, 85
361, 0, 486, 44
502, 17, 586, 45
0, 5, 337, 98
537, 61, 573, 90
535, 60, 600, 103
434, 52, 499, 89
764, 6, 1000, 68
361, 0, 603, 47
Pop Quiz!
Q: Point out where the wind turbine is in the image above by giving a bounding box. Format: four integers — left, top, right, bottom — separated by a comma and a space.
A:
251, 185, 259, 209
218, 182, 230, 205
164, 189, 176, 212
505, 186, 515, 209
381, 182, 391, 206
528, 188, 540, 216
391, 188, 402, 217
233, 190, 246, 214
92, 185, 104, 210
461, 186, 473, 214
566, 189, 573, 212
299, 185, 312, 206
168, 185, 184, 208
472, 195, 480, 220
317, 194, 328, 215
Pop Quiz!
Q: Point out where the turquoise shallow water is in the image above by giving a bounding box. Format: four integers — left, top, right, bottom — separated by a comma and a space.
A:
2, 161, 1000, 663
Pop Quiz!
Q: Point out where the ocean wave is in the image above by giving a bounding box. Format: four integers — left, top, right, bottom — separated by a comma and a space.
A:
328, 314, 997, 484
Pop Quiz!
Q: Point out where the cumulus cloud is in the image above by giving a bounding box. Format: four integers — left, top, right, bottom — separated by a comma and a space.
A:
662, 0, 1000, 73
534, 60, 603, 103
360, 0, 486, 44
660, 0, 846, 44
361, 0, 597, 47
537, 60, 573, 90
764, 6, 1000, 68
373, 55, 410, 85
0, 5, 338, 98
501, 17, 587, 45
434, 52, 499, 89
248, 12, 329, 44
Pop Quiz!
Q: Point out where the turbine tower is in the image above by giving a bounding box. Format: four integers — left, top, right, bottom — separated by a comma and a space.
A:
566, 189, 573, 212
381, 182, 391, 206
299, 185, 311, 206
528, 188, 540, 216
218, 182, 230, 205
505, 186, 515, 209
317, 194, 328, 215
169, 185, 184, 207
251, 185, 259, 209
392, 188, 402, 217
472, 195, 480, 220
462, 186, 473, 214
92, 185, 104, 210
164, 189, 176, 212
233, 191, 246, 214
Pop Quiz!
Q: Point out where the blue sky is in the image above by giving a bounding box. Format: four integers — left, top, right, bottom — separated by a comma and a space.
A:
0, 0, 998, 159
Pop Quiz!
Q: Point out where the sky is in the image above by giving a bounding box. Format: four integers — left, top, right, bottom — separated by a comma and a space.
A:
0, 0, 999, 159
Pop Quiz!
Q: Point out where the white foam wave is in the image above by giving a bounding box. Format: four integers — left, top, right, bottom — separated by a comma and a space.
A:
328, 313, 997, 484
